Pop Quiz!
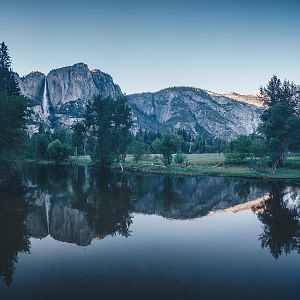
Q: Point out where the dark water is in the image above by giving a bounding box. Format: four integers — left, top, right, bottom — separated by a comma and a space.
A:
1, 165, 300, 300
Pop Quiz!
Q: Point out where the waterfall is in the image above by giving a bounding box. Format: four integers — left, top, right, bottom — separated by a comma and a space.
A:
42, 78, 50, 119
45, 195, 51, 235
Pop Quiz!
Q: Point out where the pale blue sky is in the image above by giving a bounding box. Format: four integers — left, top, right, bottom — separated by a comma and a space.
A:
1, 0, 299, 94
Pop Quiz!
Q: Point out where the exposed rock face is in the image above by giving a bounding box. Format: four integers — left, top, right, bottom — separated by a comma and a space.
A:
23, 167, 270, 246
46, 63, 121, 108
49, 201, 94, 246
17, 63, 262, 139
16, 63, 122, 132
221, 92, 263, 107
129, 174, 268, 219
128, 87, 262, 139
16, 71, 46, 103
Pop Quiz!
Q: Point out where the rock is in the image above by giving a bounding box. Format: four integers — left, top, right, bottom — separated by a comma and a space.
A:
17, 64, 262, 139
15, 71, 46, 103
16, 63, 122, 133
128, 87, 262, 139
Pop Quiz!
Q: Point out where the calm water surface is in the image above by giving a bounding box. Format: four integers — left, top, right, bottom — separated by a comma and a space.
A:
1, 165, 300, 300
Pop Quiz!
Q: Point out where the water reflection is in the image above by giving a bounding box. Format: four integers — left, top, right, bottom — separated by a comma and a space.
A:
75, 169, 133, 239
253, 183, 300, 259
0, 178, 30, 286
0, 164, 300, 287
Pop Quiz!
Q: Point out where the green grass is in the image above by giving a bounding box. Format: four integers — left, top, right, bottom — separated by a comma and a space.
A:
66, 153, 300, 180
68, 155, 92, 165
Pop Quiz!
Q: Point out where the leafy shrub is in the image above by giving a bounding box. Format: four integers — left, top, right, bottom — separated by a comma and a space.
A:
174, 153, 186, 164
46, 139, 68, 163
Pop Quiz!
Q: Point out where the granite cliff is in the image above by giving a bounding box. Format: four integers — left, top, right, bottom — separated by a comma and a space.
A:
16, 63, 262, 139
16, 63, 122, 132
127, 87, 261, 139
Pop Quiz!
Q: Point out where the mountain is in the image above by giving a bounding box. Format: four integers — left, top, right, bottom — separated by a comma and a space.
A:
16, 63, 262, 139
15, 63, 122, 132
127, 87, 262, 139
213, 91, 263, 107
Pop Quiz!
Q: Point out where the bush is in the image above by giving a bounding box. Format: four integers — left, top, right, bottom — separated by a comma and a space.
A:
225, 135, 252, 163
130, 139, 147, 162
174, 153, 186, 164
46, 139, 68, 163
151, 131, 181, 166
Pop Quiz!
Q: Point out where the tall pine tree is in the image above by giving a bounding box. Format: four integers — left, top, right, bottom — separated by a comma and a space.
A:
0, 42, 27, 179
259, 76, 300, 172
0, 42, 20, 96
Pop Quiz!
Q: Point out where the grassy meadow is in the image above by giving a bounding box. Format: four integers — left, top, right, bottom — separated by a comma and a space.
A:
68, 153, 300, 180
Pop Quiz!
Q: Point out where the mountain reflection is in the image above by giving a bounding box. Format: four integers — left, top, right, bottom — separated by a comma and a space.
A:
23, 165, 300, 258
253, 183, 300, 259
22, 165, 273, 245
1, 164, 300, 286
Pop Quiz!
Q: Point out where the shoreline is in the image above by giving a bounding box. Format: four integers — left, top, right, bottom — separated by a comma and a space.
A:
23, 157, 300, 181
119, 164, 300, 181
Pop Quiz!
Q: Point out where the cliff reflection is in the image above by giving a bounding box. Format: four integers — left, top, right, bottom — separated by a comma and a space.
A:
1, 165, 300, 287
22, 164, 273, 246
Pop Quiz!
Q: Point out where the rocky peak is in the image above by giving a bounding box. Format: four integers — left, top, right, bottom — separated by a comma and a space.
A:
16, 71, 46, 103
16, 63, 123, 131
127, 86, 262, 139
47, 62, 99, 107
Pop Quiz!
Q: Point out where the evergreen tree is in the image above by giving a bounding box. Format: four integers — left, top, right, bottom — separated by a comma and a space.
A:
0, 43, 27, 178
113, 96, 132, 161
259, 103, 300, 172
0, 42, 20, 96
31, 133, 49, 159
85, 95, 132, 168
152, 131, 181, 166
130, 138, 147, 162
0, 93, 27, 177
260, 75, 300, 115
72, 122, 86, 156
259, 76, 300, 172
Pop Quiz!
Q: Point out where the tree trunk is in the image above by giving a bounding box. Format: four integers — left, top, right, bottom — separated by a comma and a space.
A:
272, 158, 279, 174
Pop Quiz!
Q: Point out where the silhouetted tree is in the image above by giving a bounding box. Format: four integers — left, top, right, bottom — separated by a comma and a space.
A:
0, 42, 20, 96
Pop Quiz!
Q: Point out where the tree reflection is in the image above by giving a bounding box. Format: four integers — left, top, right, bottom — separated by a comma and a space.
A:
0, 178, 30, 286
253, 183, 300, 259
73, 169, 133, 239
155, 176, 182, 207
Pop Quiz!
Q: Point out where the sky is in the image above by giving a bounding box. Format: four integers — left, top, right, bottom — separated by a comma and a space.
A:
1, 0, 300, 95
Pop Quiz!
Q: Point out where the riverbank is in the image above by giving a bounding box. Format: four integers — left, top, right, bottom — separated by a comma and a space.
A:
66, 153, 300, 180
